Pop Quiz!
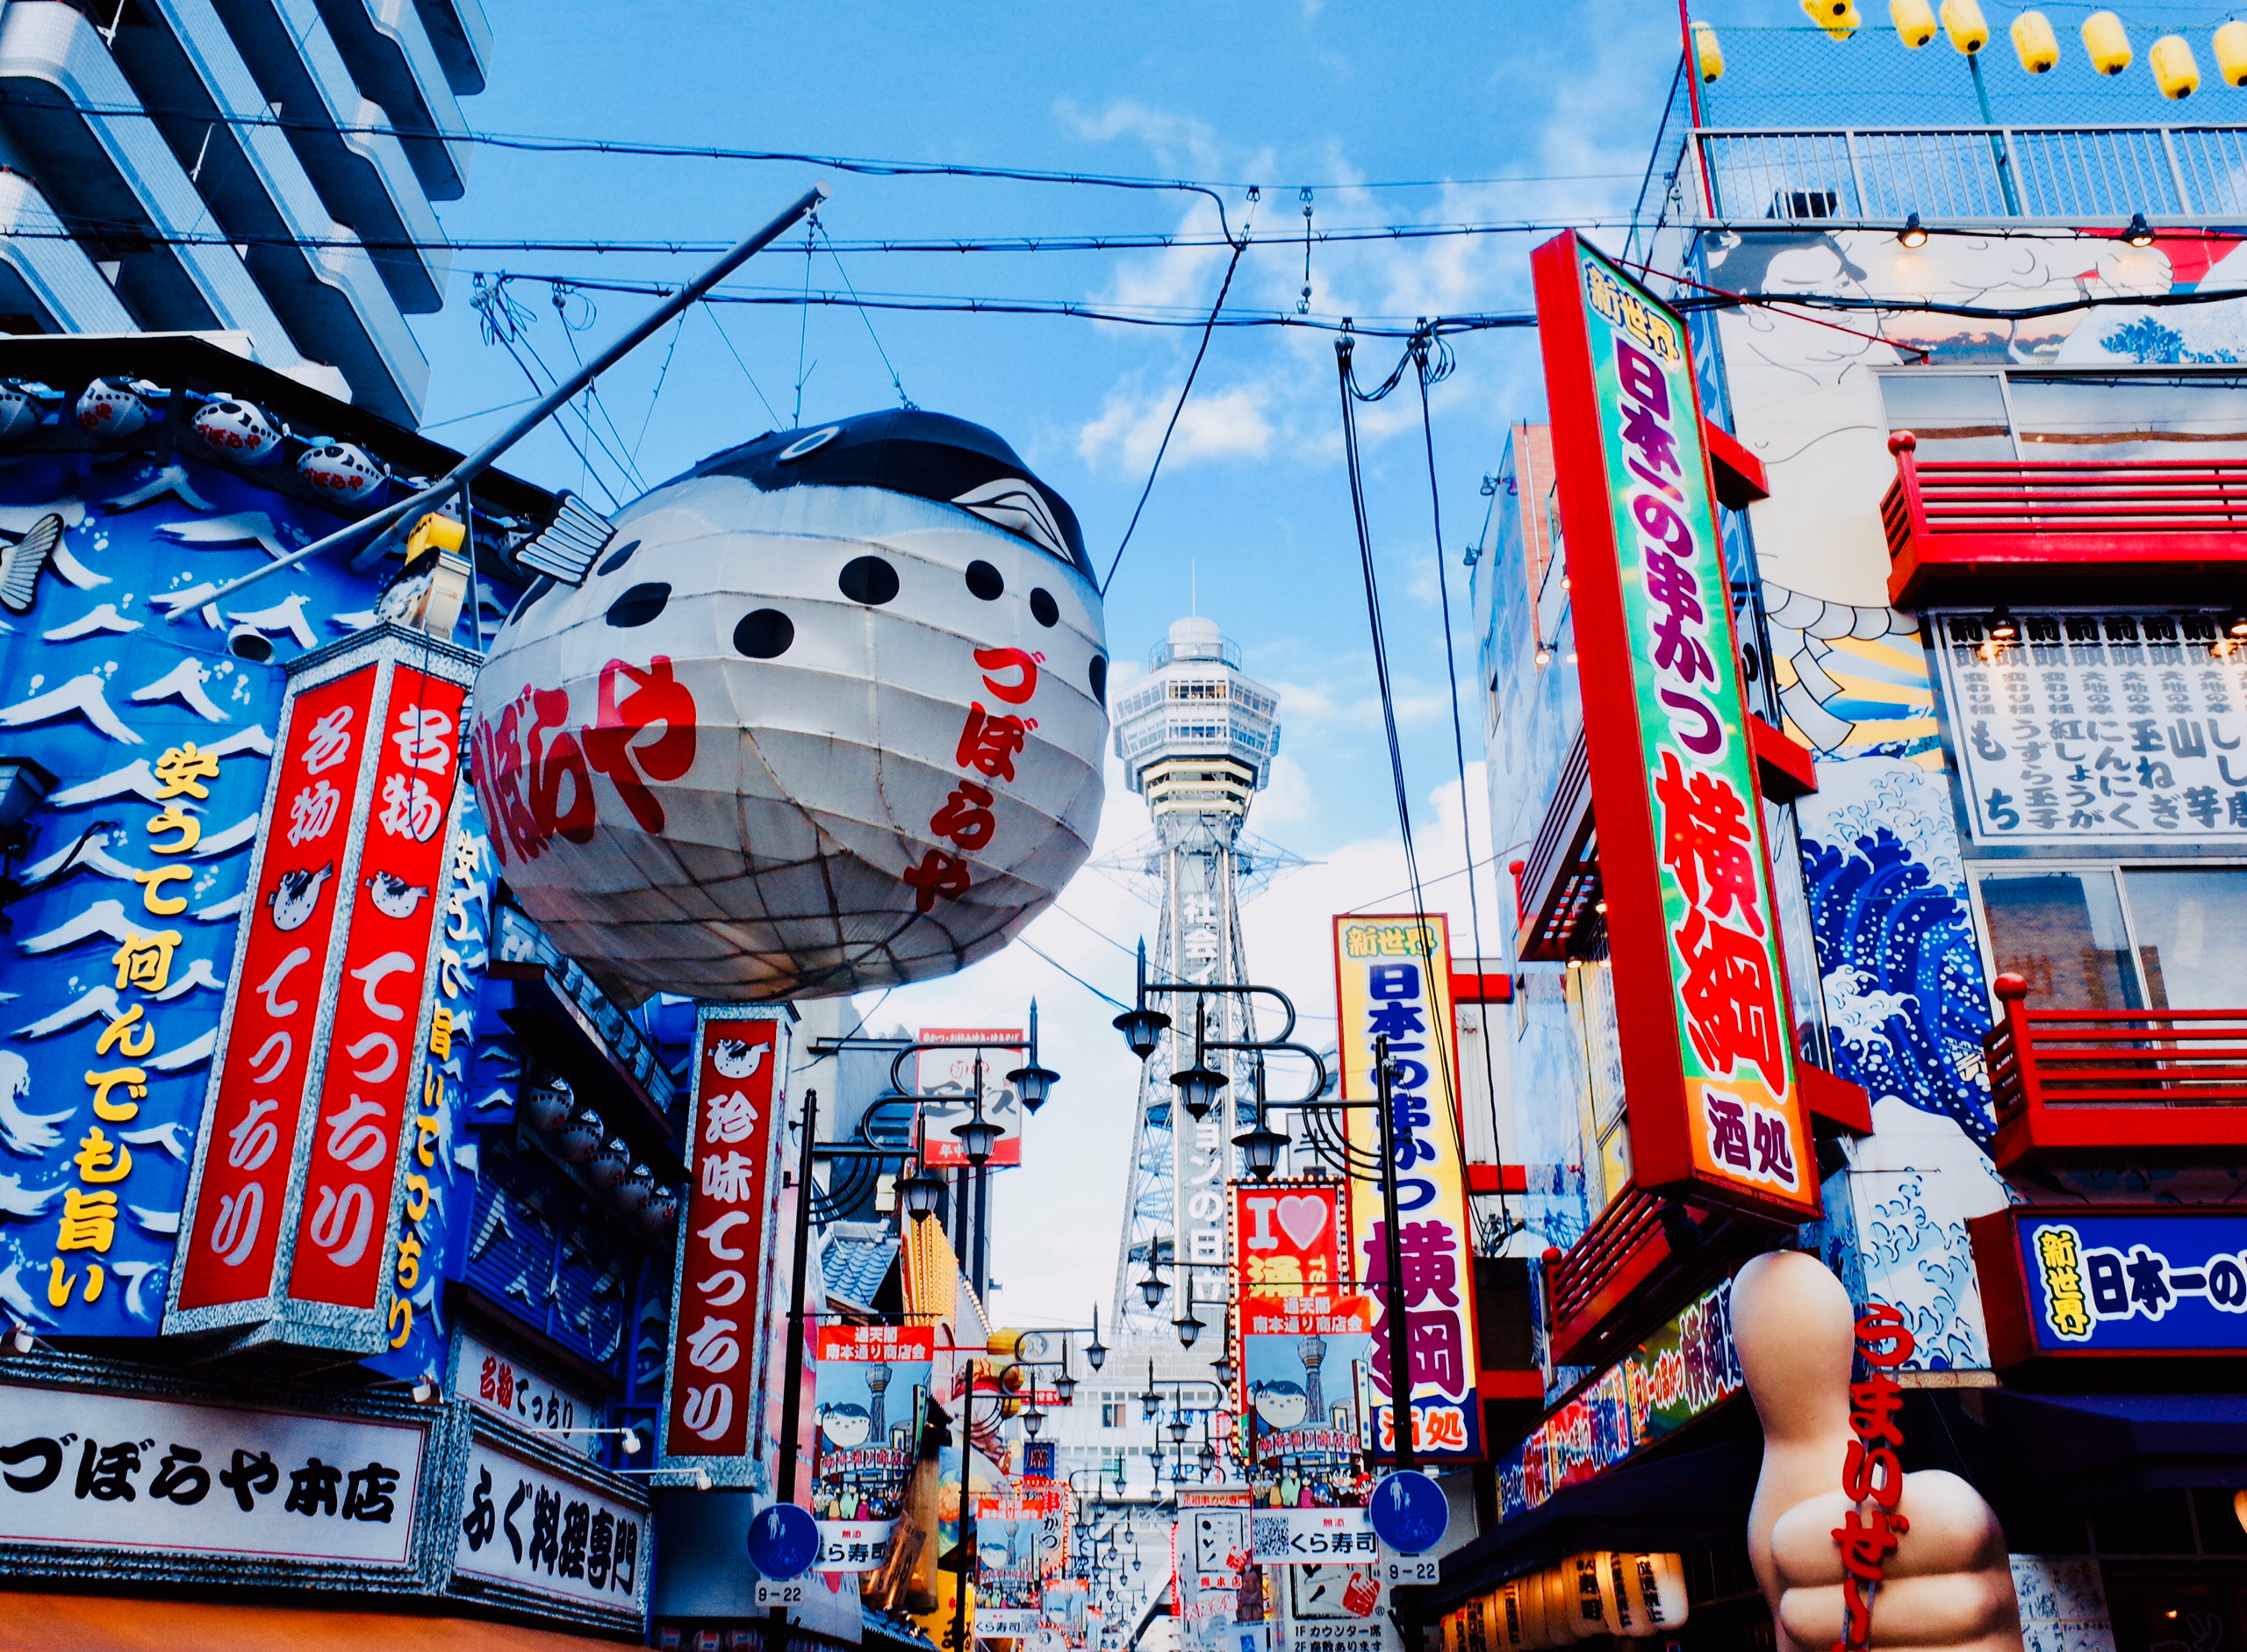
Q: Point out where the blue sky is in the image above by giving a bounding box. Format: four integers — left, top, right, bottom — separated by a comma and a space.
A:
419, 0, 2247, 1328
409, 1, 1684, 1326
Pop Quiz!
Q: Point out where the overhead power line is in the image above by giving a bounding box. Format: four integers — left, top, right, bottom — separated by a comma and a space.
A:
0, 217, 1633, 257
0, 91, 1642, 195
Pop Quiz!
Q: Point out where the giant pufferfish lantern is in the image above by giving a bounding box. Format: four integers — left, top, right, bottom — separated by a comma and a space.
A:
471, 408, 1109, 1005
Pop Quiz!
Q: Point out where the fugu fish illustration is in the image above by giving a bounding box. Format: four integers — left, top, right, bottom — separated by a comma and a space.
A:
268, 864, 334, 932
713, 1039, 769, 1081
367, 870, 430, 920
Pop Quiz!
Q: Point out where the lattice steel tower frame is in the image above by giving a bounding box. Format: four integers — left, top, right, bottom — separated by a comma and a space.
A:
1103, 616, 1281, 1340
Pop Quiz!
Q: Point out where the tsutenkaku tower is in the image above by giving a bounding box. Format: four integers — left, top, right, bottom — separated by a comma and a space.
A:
1108, 616, 1281, 1341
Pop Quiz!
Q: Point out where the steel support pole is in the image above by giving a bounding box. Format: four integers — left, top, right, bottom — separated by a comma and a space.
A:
169, 183, 827, 621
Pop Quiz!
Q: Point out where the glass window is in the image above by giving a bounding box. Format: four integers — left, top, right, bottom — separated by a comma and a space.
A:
2007, 374, 2247, 462
2117, 868, 2247, 1010
1877, 373, 2013, 459
1977, 869, 2142, 1010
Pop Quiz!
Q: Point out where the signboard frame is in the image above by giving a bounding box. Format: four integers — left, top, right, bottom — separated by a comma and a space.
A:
1973, 1205, 2247, 1366
167, 624, 485, 1354
1529, 230, 1820, 1224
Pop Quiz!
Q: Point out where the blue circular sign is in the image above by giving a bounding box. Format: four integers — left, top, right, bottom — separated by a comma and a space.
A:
746, 1501, 821, 1580
1368, 1469, 1448, 1555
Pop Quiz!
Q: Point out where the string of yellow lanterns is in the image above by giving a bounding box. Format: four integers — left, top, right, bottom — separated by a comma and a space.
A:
1689, 3, 2247, 96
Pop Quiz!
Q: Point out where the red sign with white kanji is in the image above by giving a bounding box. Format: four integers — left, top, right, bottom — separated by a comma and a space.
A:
176, 664, 382, 1311
285, 670, 466, 1309
664, 1012, 784, 1460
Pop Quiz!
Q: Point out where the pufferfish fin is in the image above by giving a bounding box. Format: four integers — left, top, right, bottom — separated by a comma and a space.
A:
515, 490, 618, 587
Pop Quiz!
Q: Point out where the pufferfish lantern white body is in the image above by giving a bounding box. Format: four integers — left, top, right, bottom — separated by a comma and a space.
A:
471, 409, 1109, 1004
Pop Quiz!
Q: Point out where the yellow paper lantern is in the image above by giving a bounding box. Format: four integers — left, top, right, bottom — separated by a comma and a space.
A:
2151, 32, 2201, 97
1801, 0, 1861, 41
2217, 19, 2247, 86
2082, 10, 2133, 75
1941, 0, 1988, 53
2012, 9, 2060, 71
1693, 19, 1725, 83
1890, 0, 1936, 47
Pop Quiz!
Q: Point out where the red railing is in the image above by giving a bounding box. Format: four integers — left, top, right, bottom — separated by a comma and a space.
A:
1985, 972, 2247, 1168
1880, 430, 2247, 607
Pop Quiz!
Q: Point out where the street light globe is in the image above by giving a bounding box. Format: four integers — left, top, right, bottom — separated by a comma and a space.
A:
1137, 1268, 1167, 1311
1052, 1370, 1078, 1404
1112, 1004, 1170, 1059
952, 1113, 1005, 1167
1174, 1307, 1204, 1348
1023, 1406, 1045, 1440
1232, 1123, 1289, 1181
1171, 1064, 1228, 1121
898, 1164, 946, 1222
1008, 1060, 1059, 1112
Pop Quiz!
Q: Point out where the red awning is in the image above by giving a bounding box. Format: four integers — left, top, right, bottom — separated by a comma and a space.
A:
0, 1592, 638, 1651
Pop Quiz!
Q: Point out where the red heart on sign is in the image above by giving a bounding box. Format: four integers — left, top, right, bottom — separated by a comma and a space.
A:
1276, 1195, 1328, 1250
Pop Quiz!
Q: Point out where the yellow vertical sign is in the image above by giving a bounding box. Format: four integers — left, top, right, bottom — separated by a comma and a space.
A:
1332, 913, 1481, 1459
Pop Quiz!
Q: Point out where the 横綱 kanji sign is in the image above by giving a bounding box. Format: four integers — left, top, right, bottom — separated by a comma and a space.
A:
1530, 232, 1819, 1222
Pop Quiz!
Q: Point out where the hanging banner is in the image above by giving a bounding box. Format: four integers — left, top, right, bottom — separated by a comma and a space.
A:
976, 1492, 1048, 1633
1241, 1292, 1375, 1507
1530, 231, 1818, 1222
814, 1323, 933, 1520
1332, 914, 1481, 1461
660, 1008, 787, 1473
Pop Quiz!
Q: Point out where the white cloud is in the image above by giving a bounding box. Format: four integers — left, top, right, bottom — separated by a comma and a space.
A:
1254, 751, 1317, 830
1077, 382, 1274, 471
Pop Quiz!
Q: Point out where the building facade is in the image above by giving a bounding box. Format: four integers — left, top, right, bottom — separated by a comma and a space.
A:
0, 0, 484, 422
1434, 25, 2247, 1652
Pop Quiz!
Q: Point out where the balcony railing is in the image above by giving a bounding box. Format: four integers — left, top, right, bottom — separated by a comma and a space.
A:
1879, 430, 2247, 606
1985, 973, 2247, 1172
1688, 124, 2247, 222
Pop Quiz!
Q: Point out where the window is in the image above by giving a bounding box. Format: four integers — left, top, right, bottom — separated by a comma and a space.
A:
1878, 372, 2012, 460
1877, 369, 2247, 464
1973, 865, 2247, 1009
1101, 1400, 1126, 1429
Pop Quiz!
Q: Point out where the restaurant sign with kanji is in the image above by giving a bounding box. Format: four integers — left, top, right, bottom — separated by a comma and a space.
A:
0, 1383, 422, 1568
1985, 1208, 2247, 1355
1530, 230, 1817, 1221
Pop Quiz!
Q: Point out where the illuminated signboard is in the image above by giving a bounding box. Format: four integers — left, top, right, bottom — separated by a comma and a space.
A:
1332, 914, 1480, 1461
169, 626, 480, 1354
659, 1007, 787, 1475
1529, 231, 1818, 1222
1975, 1207, 2247, 1363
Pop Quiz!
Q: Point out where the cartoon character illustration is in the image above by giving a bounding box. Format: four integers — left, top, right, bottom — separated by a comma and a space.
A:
818, 1401, 872, 1450
1250, 1380, 1309, 1431
472, 407, 1109, 1006
268, 863, 334, 931
366, 869, 430, 919
714, 1038, 769, 1081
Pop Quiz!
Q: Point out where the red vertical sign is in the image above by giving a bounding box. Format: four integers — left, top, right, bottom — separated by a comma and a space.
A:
286, 671, 467, 1308
664, 1013, 782, 1460
176, 665, 381, 1311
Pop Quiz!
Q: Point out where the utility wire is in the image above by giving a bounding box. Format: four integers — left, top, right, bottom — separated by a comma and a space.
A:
700, 300, 782, 425
0, 93, 1641, 194
820, 220, 915, 409
1414, 338, 1517, 1244
1101, 231, 1249, 597
1333, 327, 1480, 1237
1018, 937, 1131, 1010
0, 217, 1644, 256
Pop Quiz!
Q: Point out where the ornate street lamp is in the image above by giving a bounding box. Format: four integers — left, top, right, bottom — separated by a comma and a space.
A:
897, 1160, 946, 1222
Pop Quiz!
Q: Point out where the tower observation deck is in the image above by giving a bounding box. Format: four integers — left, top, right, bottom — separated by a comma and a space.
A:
1107, 616, 1281, 1342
